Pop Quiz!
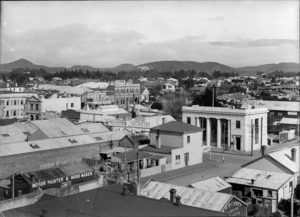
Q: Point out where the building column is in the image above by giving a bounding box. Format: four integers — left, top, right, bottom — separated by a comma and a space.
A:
195, 117, 198, 127
227, 120, 231, 149
217, 118, 222, 148
206, 118, 211, 146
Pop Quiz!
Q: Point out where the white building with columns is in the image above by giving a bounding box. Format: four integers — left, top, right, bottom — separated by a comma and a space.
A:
182, 105, 268, 152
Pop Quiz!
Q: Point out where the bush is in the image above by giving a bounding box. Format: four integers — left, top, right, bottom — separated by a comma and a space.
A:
273, 211, 281, 217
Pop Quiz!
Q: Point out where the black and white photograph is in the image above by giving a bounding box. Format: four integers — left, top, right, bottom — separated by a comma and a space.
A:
0, 0, 299, 216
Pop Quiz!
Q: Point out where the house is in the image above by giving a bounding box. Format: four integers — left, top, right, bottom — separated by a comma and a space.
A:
226, 168, 294, 213
189, 176, 232, 194
277, 118, 300, 135
242, 146, 300, 184
114, 81, 141, 108
188, 86, 206, 95
0, 92, 38, 120
140, 87, 150, 103
0, 82, 25, 92
162, 82, 176, 92
182, 105, 269, 152
2, 183, 226, 217
241, 100, 300, 121
140, 180, 248, 216
80, 105, 131, 120
141, 121, 204, 170
25, 95, 41, 121
40, 96, 81, 119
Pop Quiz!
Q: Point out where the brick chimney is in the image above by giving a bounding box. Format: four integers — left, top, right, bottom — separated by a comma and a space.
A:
156, 130, 161, 149
174, 195, 181, 206
169, 188, 176, 203
251, 179, 255, 184
291, 148, 296, 162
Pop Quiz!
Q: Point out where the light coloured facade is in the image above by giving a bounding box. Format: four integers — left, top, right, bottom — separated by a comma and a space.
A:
114, 81, 141, 108
0, 92, 37, 119
147, 121, 203, 170
182, 105, 268, 152
41, 96, 81, 115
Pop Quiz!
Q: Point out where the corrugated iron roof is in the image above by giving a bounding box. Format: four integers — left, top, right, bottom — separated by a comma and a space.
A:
268, 146, 300, 173
279, 118, 300, 125
0, 130, 130, 157
190, 176, 231, 192
151, 121, 203, 134
241, 99, 300, 112
225, 168, 292, 190
140, 181, 237, 212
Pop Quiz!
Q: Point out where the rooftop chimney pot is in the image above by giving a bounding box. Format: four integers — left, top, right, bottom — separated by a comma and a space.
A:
175, 195, 181, 206
251, 179, 255, 184
169, 188, 177, 203
261, 145, 267, 156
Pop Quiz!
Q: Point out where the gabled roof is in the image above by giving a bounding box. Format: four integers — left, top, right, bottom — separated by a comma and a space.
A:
242, 146, 300, 174
151, 121, 203, 134
226, 168, 292, 190
190, 176, 232, 192
140, 181, 246, 212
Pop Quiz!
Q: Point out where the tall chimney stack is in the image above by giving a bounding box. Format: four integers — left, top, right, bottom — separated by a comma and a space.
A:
169, 188, 176, 203
291, 148, 296, 162
261, 145, 267, 156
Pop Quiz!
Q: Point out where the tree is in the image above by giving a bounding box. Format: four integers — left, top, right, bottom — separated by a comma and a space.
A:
151, 102, 163, 110
182, 78, 195, 90
212, 70, 222, 78
229, 85, 246, 94
192, 87, 222, 107
148, 85, 162, 97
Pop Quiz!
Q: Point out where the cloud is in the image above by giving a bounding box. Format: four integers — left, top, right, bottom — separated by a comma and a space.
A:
207, 16, 225, 22
1, 24, 299, 68
208, 39, 299, 48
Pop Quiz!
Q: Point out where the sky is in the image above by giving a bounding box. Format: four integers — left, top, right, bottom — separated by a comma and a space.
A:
1, 1, 299, 68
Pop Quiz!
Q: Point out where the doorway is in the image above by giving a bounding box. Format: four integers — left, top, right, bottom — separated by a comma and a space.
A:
236, 137, 241, 150
184, 153, 189, 166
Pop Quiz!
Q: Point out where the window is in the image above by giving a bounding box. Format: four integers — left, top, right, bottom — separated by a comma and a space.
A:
267, 190, 273, 197
187, 117, 191, 124
6, 100, 9, 106
13, 110, 16, 116
81, 128, 89, 133
71, 103, 74, 108
21, 100, 23, 105
6, 111, 9, 117
289, 181, 293, 192
14, 100, 17, 105
187, 136, 190, 143
175, 155, 180, 164
236, 121, 240, 129
30, 104, 34, 111
1, 134, 10, 137
270, 112, 274, 115
35, 104, 39, 110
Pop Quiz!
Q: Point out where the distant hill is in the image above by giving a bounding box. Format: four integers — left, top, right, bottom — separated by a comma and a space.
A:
236, 62, 300, 75
136, 61, 236, 74
112, 63, 136, 72
1, 58, 299, 75
0, 58, 65, 73
68, 65, 100, 72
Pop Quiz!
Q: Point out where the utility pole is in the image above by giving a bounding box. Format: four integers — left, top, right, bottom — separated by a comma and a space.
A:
291, 181, 294, 217
251, 120, 254, 156
212, 85, 215, 107
12, 164, 15, 199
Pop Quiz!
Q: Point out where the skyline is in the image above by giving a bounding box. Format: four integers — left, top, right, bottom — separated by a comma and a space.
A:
1, 1, 299, 68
